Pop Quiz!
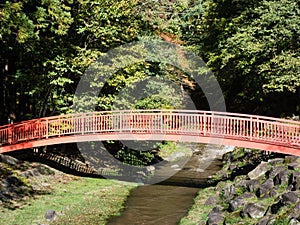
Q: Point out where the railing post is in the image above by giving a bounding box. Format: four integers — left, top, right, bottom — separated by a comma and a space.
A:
203, 112, 206, 135
58, 117, 61, 137
160, 111, 163, 134
46, 118, 49, 139
92, 112, 95, 134
119, 111, 123, 132
82, 115, 84, 135
8, 126, 12, 144
250, 116, 253, 140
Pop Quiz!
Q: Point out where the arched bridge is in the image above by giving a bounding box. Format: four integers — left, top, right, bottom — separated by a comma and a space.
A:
0, 110, 299, 156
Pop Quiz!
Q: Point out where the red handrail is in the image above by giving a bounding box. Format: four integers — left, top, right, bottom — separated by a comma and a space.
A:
0, 110, 299, 154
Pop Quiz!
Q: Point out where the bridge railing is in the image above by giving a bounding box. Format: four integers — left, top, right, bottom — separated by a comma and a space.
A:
0, 110, 299, 148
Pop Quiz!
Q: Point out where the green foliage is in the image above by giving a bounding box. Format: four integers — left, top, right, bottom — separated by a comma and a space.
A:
116, 148, 154, 166
157, 141, 192, 160
1, 0, 299, 121
0, 0, 142, 120
183, 0, 300, 114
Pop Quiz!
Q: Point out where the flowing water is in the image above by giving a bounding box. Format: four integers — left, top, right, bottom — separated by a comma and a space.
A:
107, 145, 233, 225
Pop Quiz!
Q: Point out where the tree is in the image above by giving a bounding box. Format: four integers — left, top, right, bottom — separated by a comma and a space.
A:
183, 0, 300, 116
0, 0, 142, 123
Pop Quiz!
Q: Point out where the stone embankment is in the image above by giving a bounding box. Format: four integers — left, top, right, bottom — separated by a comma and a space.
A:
204, 149, 300, 225
0, 153, 98, 210
0, 154, 55, 209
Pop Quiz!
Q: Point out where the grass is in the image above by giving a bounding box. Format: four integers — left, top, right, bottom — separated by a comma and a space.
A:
0, 176, 136, 225
179, 187, 215, 225
158, 142, 192, 160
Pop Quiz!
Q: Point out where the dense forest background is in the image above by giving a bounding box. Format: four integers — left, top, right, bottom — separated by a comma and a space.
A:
1, 0, 300, 125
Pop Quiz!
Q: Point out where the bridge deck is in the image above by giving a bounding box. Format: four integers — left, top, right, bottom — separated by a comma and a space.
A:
0, 110, 299, 155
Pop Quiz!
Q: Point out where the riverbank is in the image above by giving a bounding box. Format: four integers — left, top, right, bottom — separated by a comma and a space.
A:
180, 149, 300, 225
0, 154, 136, 225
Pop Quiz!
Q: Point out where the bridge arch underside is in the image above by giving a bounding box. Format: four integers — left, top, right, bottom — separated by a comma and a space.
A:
1, 133, 299, 156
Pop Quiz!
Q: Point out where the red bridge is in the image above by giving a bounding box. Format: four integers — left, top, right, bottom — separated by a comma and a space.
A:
0, 110, 299, 156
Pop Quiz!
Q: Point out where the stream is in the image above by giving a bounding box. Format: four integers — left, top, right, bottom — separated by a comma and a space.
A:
107, 145, 233, 225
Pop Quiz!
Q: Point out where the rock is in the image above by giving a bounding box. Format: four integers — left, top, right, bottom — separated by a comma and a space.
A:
268, 158, 284, 166
274, 170, 289, 186
289, 172, 300, 190
45, 210, 56, 221
285, 156, 299, 164
269, 166, 286, 178
0, 154, 19, 166
222, 183, 236, 200
258, 179, 274, 198
248, 162, 269, 180
288, 162, 300, 171
288, 218, 300, 225
290, 202, 300, 219
229, 193, 256, 212
205, 196, 218, 206
269, 189, 277, 198
215, 182, 225, 193
287, 185, 294, 192
257, 215, 276, 225
171, 164, 179, 169
236, 179, 249, 188
270, 200, 284, 214
229, 164, 238, 171
206, 207, 224, 225
247, 179, 260, 192
242, 203, 266, 219
146, 165, 155, 173
282, 192, 299, 205
257, 218, 269, 225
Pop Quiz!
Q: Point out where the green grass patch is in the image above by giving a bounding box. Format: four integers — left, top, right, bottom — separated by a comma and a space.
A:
0, 177, 136, 225
158, 142, 192, 161
179, 187, 216, 225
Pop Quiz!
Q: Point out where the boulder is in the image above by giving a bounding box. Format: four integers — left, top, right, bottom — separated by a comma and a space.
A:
258, 179, 274, 198
288, 218, 300, 225
288, 162, 300, 171
289, 172, 300, 190
248, 162, 269, 180
229, 193, 256, 212
205, 196, 218, 206
257, 215, 276, 225
290, 202, 300, 219
270, 200, 284, 214
0, 154, 19, 166
257, 218, 269, 225
236, 179, 249, 188
242, 203, 267, 219
269, 166, 286, 178
222, 183, 236, 200
284, 156, 299, 163
269, 189, 277, 198
45, 210, 56, 221
282, 192, 299, 205
206, 207, 224, 225
267, 158, 284, 166
287, 185, 294, 192
274, 170, 289, 186
247, 179, 260, 192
